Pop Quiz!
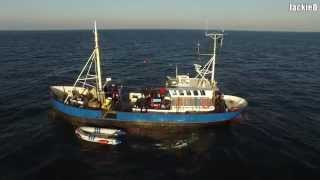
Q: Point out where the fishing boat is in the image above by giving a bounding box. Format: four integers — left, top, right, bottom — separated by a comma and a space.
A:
75, 127, 122, 145
50, 22, 247, 137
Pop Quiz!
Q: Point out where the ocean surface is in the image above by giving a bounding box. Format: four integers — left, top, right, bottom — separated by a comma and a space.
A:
0, 30, 319, 179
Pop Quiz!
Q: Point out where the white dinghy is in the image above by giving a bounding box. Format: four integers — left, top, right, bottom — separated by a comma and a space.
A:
75, 127, 123, 145
79, 126, 126, 136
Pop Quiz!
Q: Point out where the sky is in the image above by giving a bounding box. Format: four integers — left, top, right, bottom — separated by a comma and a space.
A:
0, 0, 319, 31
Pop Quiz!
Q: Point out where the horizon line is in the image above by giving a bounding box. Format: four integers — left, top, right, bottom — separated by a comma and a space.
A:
0, 28, 319, 33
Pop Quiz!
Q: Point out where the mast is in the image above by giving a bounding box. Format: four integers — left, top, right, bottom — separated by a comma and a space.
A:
195, 32, 224, 85
209, 33, 217, 82
64, 21, 105, 104
205, 32, 223, 83
94, 21, 103, 92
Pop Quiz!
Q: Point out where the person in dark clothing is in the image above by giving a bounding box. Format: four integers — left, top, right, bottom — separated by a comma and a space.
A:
136, 98, 146, 112
214, 91, 227, 113
104, 84, 112, 98
145, 95, 152, 112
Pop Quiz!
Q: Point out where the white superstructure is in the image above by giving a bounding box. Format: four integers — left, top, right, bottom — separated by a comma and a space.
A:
130, 31, 225, 113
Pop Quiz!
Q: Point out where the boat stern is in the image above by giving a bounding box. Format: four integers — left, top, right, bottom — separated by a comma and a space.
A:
223, 95, 248, 111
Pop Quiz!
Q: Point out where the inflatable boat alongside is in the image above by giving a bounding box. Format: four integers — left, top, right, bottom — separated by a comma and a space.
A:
78, 126, 126, 136
50, 22, 248, 136
75, 127, 123, 145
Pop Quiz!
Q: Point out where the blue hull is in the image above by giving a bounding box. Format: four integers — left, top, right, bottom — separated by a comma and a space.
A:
52, 99, 241, 124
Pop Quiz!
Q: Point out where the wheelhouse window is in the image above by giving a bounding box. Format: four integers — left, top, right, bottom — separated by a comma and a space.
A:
193, 90, 199, 96
186, 90, 191, 96
172, 90, 177, 96
200, 90, 206, 96
179, 90, 184, 96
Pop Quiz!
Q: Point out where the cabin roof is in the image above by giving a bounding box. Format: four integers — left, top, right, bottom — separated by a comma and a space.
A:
166, 75, 212, 89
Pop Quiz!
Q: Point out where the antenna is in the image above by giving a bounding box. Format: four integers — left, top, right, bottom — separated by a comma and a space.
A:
220, 29, 225, 47
196, 40, 200, 55
175, 64, 178, 78
205, 19, 209, 36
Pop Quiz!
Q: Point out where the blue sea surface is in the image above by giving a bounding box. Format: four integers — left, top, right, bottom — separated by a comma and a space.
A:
0, 30, 319, 179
